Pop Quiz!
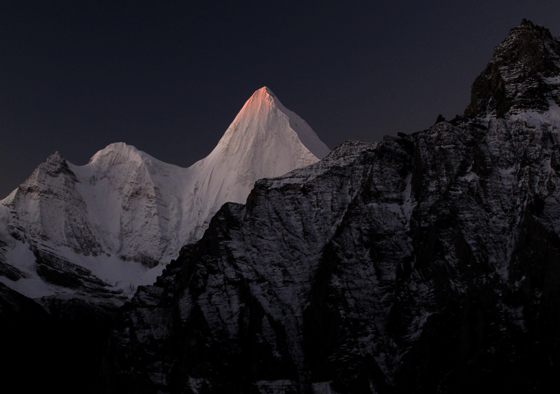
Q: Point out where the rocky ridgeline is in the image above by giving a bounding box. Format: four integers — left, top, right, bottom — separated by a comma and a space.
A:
104, 21, 560, 393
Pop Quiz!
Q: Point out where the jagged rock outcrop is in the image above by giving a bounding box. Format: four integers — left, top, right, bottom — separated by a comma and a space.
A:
465, 19, 560, 117
106, 21, 560, 393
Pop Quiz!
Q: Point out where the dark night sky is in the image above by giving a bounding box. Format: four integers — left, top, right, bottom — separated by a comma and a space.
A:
1, 1, 559, 198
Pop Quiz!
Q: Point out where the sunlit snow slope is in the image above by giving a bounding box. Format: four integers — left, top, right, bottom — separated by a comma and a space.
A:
0, 87, 329, 302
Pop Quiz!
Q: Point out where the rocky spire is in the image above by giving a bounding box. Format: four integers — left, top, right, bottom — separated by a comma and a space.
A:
464, 19, 560, 118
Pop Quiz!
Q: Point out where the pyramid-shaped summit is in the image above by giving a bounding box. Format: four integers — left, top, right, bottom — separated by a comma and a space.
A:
187, 86, 330, 242
198, 87, 329, 189
0, 87, 330, 302
213, 86, 330, 161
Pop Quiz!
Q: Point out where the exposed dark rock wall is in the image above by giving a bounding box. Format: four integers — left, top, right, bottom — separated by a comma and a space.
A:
105, 118, 560, 393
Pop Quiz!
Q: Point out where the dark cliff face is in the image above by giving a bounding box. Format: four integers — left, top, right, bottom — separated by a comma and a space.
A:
465, 19, 560, 118
104, 21, 560, 394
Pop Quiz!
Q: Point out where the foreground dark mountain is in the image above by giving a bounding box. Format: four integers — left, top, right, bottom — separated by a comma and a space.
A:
105, 20, 560, 393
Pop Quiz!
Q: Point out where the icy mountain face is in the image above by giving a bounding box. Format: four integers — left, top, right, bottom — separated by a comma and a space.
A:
107, 22, 560, 393
0, 87, 328, 302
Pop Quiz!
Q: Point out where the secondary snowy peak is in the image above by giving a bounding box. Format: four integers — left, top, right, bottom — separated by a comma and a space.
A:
88, 142, 149, 166
465, 19, 560, 118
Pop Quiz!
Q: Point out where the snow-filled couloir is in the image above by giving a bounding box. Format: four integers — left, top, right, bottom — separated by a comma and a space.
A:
0, 87, 330, 303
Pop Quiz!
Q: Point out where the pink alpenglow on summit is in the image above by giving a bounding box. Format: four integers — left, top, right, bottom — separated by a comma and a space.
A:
190, 86, 330, 236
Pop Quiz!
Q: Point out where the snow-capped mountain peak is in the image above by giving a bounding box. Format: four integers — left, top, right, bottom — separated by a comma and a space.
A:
211, 86, 329, 161
186, 86, 329, 240
88, 142, 147, 165
0, 87, 330, 303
